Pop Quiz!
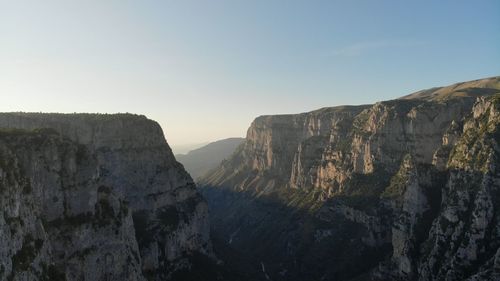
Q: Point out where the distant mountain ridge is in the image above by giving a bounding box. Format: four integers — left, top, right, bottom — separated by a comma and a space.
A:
176, 137, 245, 180
171, 142, 210, 155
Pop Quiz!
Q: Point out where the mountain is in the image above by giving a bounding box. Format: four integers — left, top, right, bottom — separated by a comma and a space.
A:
199, 77, 500, 281
0, 113, 216, 281
175, 138, 245, 180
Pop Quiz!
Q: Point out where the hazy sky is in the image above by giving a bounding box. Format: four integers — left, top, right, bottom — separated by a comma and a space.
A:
1, 0, 499, 150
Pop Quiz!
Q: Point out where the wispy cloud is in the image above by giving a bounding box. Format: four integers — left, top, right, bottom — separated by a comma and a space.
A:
328, 40, 427, 57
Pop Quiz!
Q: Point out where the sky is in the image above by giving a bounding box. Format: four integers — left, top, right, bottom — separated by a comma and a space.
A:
1, 0, 499, 152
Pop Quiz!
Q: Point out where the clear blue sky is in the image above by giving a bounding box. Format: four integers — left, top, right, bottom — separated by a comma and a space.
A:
1, 0, 499, 151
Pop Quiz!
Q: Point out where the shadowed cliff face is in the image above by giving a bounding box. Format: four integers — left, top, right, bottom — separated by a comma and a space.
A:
0, 114, 212, 281
200, 77, 500, 281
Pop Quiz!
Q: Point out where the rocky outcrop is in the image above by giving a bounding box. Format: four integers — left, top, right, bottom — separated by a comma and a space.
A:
0, 114, 212, 281
200, 77, 500, 281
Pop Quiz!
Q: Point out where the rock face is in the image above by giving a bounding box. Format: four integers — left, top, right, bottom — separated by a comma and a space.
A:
199, 76, 500, 281
0, 114, 212, 281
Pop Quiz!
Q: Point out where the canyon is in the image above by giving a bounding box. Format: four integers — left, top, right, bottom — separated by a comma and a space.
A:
0, 76, 499, 281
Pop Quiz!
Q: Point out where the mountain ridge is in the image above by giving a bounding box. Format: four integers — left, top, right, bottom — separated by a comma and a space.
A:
399, 76, 500, 101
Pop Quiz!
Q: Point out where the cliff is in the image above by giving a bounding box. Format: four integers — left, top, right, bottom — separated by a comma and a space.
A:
200, 76, 500, 281
0, 113, 212, 281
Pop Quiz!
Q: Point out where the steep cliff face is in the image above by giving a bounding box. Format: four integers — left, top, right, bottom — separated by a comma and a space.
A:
200, 77, 500, 281
0, 114, 212, 281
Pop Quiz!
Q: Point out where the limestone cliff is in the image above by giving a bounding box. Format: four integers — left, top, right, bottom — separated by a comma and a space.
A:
200, 76, 500, 281
0, 114, 212, 281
